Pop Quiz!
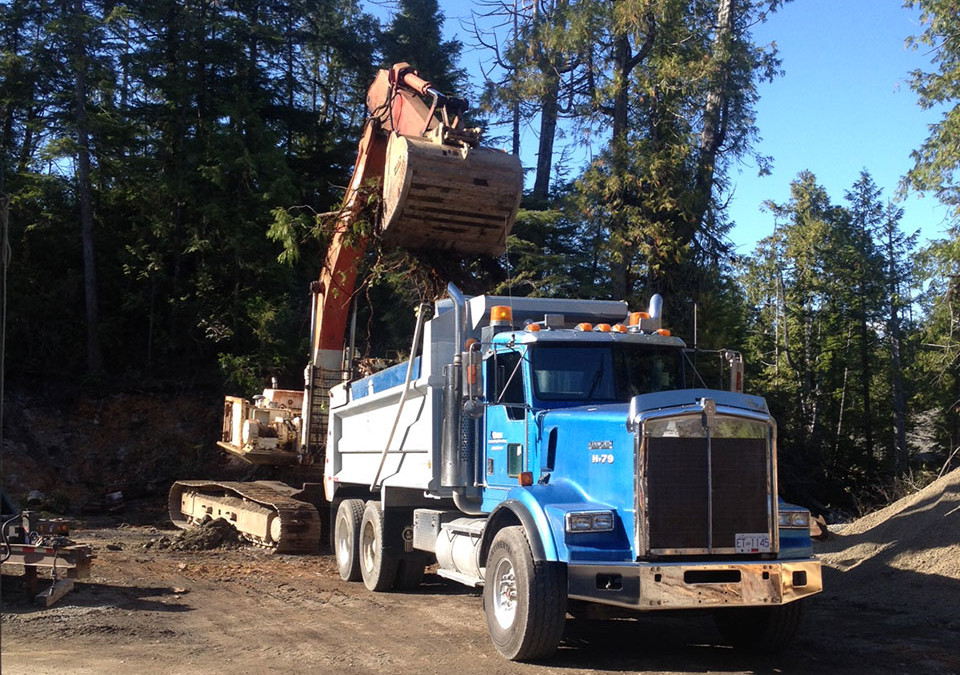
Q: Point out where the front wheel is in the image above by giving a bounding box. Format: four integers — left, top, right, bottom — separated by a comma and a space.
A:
483, 526, 566, 661
713, 600, 805, 653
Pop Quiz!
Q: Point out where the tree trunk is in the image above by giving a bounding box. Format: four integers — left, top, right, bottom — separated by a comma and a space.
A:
17, 107, 38, 173
858, 313, 874, 468
609, 31, 635, 300
835, 327, 852, 454
71, 0, 103, 374
511, 1, 521, 157
692, 0, 734, 239
531, 68, 560, 202
887, 229, 908, 474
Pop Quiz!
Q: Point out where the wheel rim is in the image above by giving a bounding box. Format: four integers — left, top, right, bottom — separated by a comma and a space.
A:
335, 515, 349, 567
492, 557, 518, 629
360, 520, 376, 574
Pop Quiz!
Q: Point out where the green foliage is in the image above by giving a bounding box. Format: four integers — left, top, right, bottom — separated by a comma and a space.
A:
904, 0, 960, 215
912, 230, 960, 457
738, 170, 931, 509
1, 0, 382, 385
496, 203, 597, 298
483, 0, 786, 320
380, 0, 466, 94
904, 0, 960, 461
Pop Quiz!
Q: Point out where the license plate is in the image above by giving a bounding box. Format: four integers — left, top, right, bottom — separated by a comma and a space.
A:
735, 532, 771, 553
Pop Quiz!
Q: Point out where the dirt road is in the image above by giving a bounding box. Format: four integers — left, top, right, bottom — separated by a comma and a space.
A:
2, 511, 958, 675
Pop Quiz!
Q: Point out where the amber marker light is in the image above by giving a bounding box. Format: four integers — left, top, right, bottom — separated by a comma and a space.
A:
595, 323, 612, 332
629, 311, 650, 326
656, 328, 671, 336
612, 324, 628, 333
525, 323, 541, 332
575, 322, 593, 332
518, 472, 534, 486
490, 305, 513, 326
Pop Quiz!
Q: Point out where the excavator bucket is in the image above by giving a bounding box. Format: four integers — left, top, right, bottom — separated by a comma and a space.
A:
381, 134, 523, 257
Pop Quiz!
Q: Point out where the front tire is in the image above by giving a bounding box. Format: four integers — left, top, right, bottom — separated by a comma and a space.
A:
713, 600, 805, 653
359, 501, 398, 592
483, 526, 566, 661
334, 499, 365, 581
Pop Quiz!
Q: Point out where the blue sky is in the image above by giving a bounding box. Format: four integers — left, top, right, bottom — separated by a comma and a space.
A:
376, 0, 953, 252
722, 0, 953, 252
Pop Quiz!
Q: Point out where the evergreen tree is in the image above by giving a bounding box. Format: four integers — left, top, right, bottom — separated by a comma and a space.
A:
877, 201, 916, 476
1, 0, 382, 385
742, 172, 850, 503
741, 170, 929, 506
904, 0, 960, 471
483, 1, 783, 311
838, 172, 887, 471
904, 0, 960, 216
381, 0, 466, 94
913, 233, 960, 467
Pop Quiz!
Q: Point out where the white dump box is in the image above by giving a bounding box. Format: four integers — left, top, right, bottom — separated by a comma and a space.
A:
324, 293, 630, 499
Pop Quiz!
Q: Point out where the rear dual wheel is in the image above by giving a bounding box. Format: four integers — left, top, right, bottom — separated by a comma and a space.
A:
359, 501, 399, 592
334, 499, 365, 581
337, 499, 427, 591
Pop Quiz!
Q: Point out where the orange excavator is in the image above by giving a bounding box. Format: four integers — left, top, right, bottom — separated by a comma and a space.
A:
168, 64, 523, 552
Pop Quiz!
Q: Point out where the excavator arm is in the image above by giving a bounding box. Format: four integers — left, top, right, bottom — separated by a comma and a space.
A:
171, 64, 522, 552
302, 63, 523, 462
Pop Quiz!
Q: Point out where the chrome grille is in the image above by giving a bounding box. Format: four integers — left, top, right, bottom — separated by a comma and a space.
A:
639, 414, 773, 556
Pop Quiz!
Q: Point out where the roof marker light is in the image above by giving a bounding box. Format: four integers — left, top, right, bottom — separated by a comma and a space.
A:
656, 328, 671, 336
612, 324, 628, 333
490, 305, 513, 327
575, 322, 593, 332
525, 323, 541, 332
595, 323, 612, 332
629, 311, 650, 326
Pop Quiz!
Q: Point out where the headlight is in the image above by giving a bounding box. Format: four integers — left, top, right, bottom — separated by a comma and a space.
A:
565, 511, 615, 533
778, 509, 811, 529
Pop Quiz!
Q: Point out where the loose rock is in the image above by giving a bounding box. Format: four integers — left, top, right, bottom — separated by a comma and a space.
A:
168, 519, 242, 551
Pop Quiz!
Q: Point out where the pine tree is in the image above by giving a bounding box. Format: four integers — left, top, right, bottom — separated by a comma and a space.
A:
381, 0, 466, 94
904, 0, 960, 216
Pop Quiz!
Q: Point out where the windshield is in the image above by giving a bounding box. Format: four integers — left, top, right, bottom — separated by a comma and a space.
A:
530, 343, 684, 402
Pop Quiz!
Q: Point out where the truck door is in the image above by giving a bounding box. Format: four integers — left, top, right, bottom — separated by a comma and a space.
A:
482, 347, 530, 511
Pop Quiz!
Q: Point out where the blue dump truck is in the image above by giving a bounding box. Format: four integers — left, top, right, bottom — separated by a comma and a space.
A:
325, 284, 822, 660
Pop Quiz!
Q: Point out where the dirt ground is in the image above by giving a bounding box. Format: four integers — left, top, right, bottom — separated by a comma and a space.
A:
3, 471, 959, 675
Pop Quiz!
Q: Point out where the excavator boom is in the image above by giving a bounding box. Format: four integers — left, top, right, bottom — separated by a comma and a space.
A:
170, 63, 524, 552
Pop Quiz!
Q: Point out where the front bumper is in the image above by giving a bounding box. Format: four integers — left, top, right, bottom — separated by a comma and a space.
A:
568, 558, 821, 610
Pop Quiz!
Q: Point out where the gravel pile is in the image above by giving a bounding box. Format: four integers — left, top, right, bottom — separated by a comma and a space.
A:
815, 468, 960, 627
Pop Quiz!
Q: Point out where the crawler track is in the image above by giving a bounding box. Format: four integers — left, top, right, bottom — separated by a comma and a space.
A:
169, 480, 322, 554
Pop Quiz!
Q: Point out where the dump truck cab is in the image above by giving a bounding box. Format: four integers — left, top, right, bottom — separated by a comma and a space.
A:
479, 324, 688, 508
473, 303, 819, 598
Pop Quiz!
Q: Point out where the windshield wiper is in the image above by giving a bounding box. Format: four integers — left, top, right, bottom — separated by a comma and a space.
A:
586, 362, 604, 399
497, 347, 527, 404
